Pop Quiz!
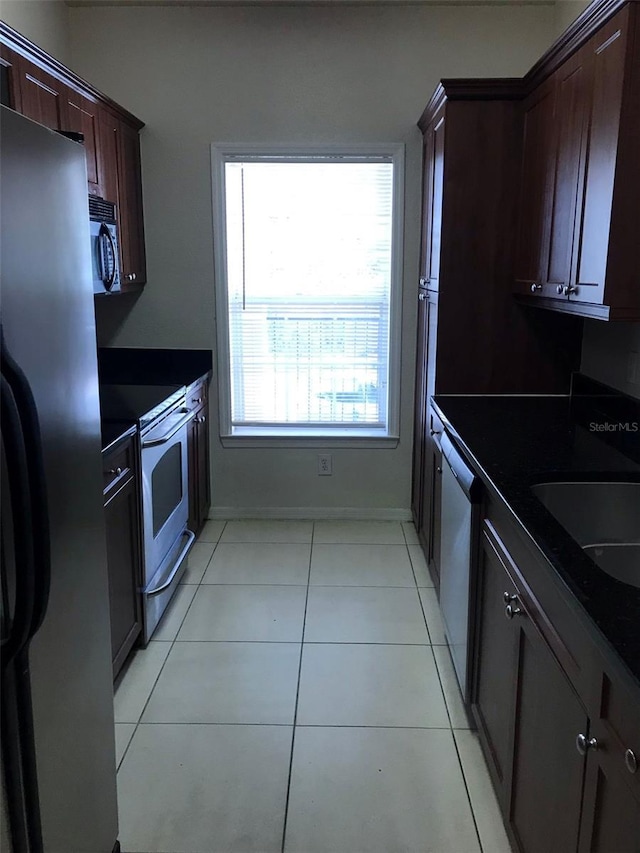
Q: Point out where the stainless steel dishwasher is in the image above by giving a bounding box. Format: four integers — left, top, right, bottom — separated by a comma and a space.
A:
439, 431, 482, 704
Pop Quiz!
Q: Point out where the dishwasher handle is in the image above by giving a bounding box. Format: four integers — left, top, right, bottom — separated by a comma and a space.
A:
441, 432, 481, 502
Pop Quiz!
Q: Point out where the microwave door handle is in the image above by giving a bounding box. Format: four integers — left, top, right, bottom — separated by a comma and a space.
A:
142, 409, 196, 448
99, 223, 117, 290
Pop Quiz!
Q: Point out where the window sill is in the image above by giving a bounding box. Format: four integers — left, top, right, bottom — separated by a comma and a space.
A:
220, 429, 399, 449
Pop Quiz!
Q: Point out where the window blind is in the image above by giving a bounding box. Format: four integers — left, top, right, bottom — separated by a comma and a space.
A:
223, 158, 394, 431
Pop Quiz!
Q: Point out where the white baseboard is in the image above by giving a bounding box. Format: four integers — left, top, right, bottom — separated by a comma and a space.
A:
208, 506, 412, 522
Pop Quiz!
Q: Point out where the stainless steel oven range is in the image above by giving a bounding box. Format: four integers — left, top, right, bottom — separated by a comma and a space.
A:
100, 384, 195, 642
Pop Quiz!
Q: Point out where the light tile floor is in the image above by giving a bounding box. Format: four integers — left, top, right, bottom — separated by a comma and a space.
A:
114, 519, 511, 853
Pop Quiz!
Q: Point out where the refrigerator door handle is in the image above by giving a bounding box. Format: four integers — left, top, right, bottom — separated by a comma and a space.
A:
0, 332, 51, 640
0, 374, 37, 668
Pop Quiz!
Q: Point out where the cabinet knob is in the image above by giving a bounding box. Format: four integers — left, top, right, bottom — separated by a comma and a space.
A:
419, 292, 427, 301
125, 273, 137, 282
557, 284, 578, 297
430, 429, 441, 437
436, 467, 442, 474
108, 466, 123, 476
503, 591, 518, 604
530, 283, 542, 293
625, 749, 638, 774
419, 277, 428, 287
504, 602, 523, 619
576, 733, 598, 755
197, 415, 206, 424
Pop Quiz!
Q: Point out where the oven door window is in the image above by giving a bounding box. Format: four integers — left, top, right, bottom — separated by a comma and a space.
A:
151, 443, 183, 537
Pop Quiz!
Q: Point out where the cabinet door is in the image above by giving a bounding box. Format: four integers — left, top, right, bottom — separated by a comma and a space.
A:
65, 89, 103, 197
574, 10, 628, 306
0, 44, 21, 111
546, 44, 591, 292
97, 110, 120, 206
411, 290, 429, 531
116, 119, 147, 287
509, 604, 588, 853
578, 723, 640, 853
196, 405, 210, 526
514, 78, 557, 294
187, 396, 210, 536
425, 440, 442, 586
15, 57, 69, 131
419, 108, 445, 291
187, 409, 199, 535
104, 474, 142, 679
472, 526, 520, 808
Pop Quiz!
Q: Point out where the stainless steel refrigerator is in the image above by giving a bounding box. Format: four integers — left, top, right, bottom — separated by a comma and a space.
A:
1, 106, 119, 852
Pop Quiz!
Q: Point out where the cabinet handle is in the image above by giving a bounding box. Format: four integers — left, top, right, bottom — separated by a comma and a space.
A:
505, 602, 523, 619
530, 283, 542, 293
503, 591, 518, 604
576, 734, 598, 755
436, 467, 442, 474
193, 397, 202, 404
419, 292, 427, 301
625, 749, 638, 774
556, 284, 578, 297
125, 273, 137, 282
419, 277, 428, 287
108, 466, 123, 476
197, 415, 206, 424
430, 429, 441, 437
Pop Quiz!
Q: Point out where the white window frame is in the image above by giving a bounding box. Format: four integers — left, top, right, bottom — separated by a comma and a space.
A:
210, 143, 405, 448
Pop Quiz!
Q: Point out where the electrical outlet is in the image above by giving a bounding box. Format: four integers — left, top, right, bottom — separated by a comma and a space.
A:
317, 454, 332, 476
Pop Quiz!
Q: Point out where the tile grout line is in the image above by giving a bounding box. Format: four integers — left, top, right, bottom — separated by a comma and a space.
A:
115, 524, 227, 771
403, 521, 486, 853
279, 522, 315, 853
451, 729, 486, 853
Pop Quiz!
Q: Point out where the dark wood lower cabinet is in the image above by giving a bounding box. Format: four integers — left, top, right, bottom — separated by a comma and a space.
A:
579, 723, 640, 853
472, 515, 640, 853
187, 376, 211, 537
509, 613, 587, 853
103, 433, 142, 680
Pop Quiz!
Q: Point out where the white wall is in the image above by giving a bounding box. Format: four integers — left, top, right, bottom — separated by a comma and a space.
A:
581, 322, 640, 399
1, 0, 70, 65
68, 3, 555, 517
554, 0, 592, 36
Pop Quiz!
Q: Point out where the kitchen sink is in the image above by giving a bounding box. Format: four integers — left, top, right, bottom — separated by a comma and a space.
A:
530, 481, 640, 588
582, 544, 640, 588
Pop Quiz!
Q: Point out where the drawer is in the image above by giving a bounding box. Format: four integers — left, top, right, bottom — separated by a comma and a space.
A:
102, 438, 135, 497
187, 377, 208, 410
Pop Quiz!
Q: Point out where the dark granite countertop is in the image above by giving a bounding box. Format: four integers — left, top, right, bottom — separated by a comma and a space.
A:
101, 420, 137, 455
431, 388, 640, 688
98, 347, 212, 387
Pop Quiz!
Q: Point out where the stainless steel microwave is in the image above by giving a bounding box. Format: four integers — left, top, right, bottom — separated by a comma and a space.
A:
89, 196, 121, 295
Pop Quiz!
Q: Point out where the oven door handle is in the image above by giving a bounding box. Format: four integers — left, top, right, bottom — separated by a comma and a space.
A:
144, 529, 195, 596
142, 409, 196, 448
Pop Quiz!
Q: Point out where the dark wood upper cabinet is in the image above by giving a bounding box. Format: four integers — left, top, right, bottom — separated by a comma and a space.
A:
65, 89, 104, 197
515, 3, 640, 320
116, 119, 147, 287
0, 21, 148, 293
15, 56, 69, 131
419, 107, 445, 291
514, 77, 557, 294
0, 43, 21, 111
